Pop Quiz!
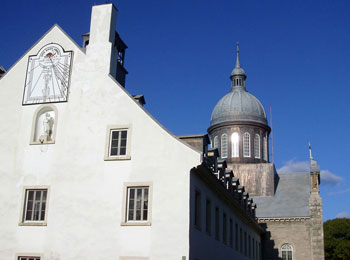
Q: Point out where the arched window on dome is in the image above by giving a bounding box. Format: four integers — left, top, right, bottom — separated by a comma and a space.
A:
243, 132, 250, 157
221, 134, 228, 158
263, 136, 268, 161
254, 134, 260, 159
231, 132, 239, 158
281, 244, 293, 260
213, 136, 219, 149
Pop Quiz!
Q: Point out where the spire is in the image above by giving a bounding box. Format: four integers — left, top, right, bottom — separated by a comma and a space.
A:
235, 41, 241, 68
230, 41, 246, 88
308, 141, 313, 160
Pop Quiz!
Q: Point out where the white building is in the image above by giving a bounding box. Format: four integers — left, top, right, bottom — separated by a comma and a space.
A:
0, 4, 261, 260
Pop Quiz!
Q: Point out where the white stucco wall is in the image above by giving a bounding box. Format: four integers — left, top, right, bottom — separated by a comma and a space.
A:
0, 4, 201, 260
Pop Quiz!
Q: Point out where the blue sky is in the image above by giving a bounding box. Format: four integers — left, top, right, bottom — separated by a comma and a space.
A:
1, 0, 349, 221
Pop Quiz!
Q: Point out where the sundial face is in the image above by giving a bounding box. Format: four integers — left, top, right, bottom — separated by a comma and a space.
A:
23, 43, 73, 105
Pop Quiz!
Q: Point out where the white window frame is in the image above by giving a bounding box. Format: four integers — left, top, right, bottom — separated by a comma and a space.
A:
104, 125, 131, 160
263, 136, 268, 161
121, 182, 152, 226
213, 136, 219, 149
231, 132, 239, 158
16, 254, 43, 260
254, 134, 260, 159
243, 132, 251, 157
19, 187, 49, 226
281, 244, 293, 260
221, 134, 228, 158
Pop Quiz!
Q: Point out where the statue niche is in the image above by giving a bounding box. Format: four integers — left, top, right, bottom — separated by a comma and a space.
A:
31, 105, 57, 144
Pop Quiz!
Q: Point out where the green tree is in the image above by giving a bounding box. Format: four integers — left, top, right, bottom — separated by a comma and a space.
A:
324, 218, 350, 260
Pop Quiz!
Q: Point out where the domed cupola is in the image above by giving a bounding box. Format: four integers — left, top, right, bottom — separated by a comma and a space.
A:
211, 44, 267, 127
208, 43, 271, 164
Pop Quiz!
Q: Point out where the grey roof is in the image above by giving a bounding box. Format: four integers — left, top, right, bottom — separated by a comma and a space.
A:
252, 172, 311, 218
210, 87, 267, 126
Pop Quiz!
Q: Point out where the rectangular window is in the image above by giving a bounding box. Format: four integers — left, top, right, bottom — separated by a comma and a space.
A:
222, 213, 227, 244
18, 257, 41, 260
127, 186, 149, 222
253, 238, 255, 260
240, 228, 243, 253
229, 218, 233, 247
105, 126, 131, 160
244, 231, 247, 256
22, 189, 48, 224
205, 199, 211, 235
215, 207, 220, 240
110, 129, 127, 156
194, 190, 201, 229
249, 235, 251, 258
235, 223, 239, 251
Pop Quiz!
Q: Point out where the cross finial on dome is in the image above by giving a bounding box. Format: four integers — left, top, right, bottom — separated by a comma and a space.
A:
236, 41, 241, 68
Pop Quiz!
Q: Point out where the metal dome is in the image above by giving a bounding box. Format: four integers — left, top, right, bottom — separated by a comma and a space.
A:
210, 43, 267, 126
210, 87, 267, 126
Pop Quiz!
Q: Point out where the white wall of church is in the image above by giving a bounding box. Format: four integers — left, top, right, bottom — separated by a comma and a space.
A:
0, 4, 201, 260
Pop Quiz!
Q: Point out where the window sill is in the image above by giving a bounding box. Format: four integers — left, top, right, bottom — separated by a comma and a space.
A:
121, 221, 151, 226
19, 221, 47, 226
30, 141, 55, 145
104, 155, 131, 161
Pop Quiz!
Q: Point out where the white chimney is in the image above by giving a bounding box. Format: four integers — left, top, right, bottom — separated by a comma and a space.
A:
86, 4, 118, 76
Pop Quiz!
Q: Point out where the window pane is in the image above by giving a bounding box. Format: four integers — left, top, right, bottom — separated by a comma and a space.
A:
121, 130, 127, 138
112, 131, 119, 139
110, 148, 118, 156
119, 147, 126, 155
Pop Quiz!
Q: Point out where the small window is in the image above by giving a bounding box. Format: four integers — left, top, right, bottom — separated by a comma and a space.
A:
110, 129, 127, 156
240, 228, 243, 253
249, 235, 251, 258
235, 223, 239, 250
221, 134, 228, 158
105, 126, 131, 160
215, 207, 220, 240
18, 257, 41, 260
223, 213, 227, 244
194, 190, 201, 229
127, 187, 149, 222
263, 136, 268, 161
281, 244, 293, 260
121, 183, 152, 226
205, 199, 211, 235
253, 238, 255, 260
244, 231, 247, 256
229, 219, 233, 247
231, 132, 239, 158
254, 134, 260, 159
213, 136, 219, 149
243, 132, 250, 157
20, 188, 48, 225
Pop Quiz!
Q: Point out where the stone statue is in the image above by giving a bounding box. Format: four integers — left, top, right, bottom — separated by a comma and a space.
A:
42, 112, 54, 141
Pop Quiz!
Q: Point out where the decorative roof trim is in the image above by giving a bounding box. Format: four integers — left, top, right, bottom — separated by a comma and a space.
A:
257, 217, 311, 222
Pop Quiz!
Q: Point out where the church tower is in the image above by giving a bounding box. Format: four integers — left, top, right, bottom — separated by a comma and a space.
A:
208, 44, 276, 196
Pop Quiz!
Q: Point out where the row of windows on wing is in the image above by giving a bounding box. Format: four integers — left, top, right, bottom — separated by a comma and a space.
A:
194, 190, 261, 260
212, 133, 268, 160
